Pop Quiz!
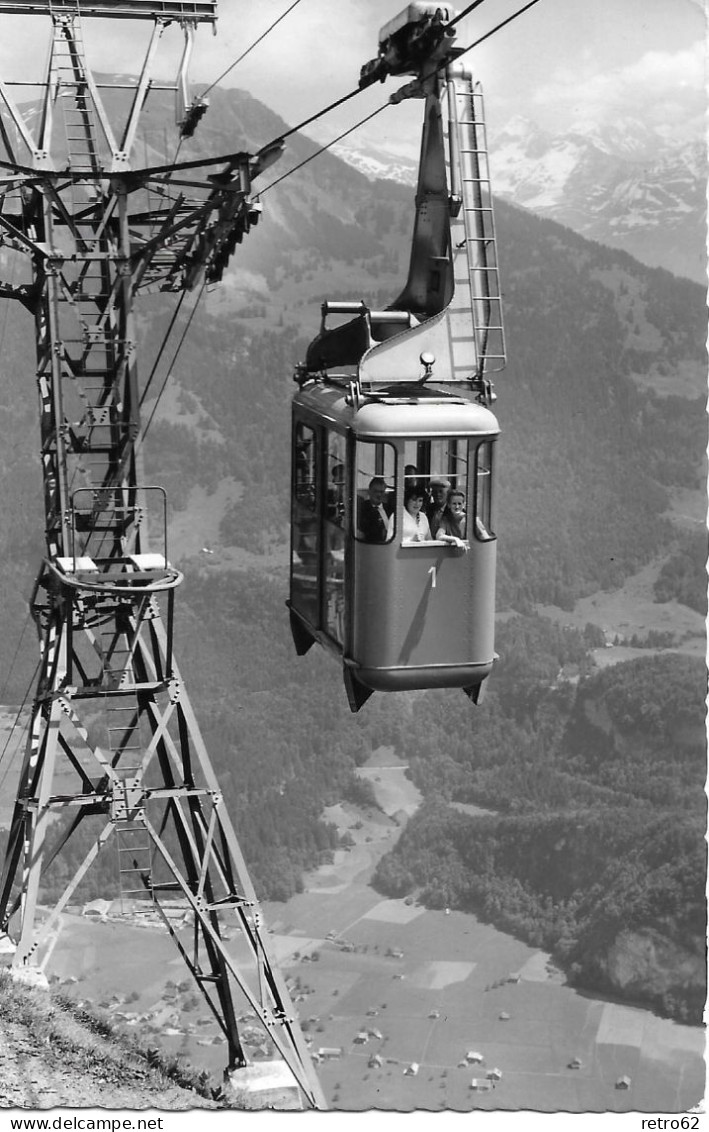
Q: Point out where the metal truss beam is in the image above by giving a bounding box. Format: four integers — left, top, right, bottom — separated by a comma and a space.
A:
0, 2, 217, 20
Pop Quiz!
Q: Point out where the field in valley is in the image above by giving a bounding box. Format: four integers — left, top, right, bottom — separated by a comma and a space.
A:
39, 748, 706, 1113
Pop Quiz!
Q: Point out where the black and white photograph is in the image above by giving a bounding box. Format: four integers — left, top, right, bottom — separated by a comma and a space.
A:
0, 0, 705, 1124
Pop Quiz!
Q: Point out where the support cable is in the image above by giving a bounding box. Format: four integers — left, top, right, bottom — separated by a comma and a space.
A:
0, 656, 39, 793
141, 279, 207, 441
127, 1, 543, 384
0, 611, 32, 718
0, 1, 540, 186
455, 0, 543, 58
200, 0, 305, 100
447, 0, 490, 30
259, 104, 388, 196
139, 289, 189, 408
169, 0, 305, 169
259, 0, 544, 196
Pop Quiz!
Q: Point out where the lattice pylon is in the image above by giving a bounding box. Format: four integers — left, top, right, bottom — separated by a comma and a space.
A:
0, 4, 323, 1109
0, 573, 325, 1108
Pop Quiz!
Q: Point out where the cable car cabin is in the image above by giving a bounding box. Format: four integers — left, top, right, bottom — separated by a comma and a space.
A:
288, 4, 507, 711
288, 383, 499, 712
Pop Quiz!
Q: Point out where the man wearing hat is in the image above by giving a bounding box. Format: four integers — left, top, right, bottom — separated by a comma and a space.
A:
426, 476, 451, 537
357, 476, 391, 543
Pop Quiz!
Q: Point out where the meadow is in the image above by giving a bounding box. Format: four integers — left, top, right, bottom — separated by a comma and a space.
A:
40, 748, 706, 1112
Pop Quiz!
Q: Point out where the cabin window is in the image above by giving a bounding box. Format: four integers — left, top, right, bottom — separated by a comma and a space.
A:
294, 421, 317, 512
324, 429, 346, 644
354, 441, 396, 543
474, 441, 495, 540
291, 421, 320, 625
326, 431, 346, 529
401, 438, 469, 543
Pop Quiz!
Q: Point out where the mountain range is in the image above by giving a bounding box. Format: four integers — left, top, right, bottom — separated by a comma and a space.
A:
327, 113, 707, 285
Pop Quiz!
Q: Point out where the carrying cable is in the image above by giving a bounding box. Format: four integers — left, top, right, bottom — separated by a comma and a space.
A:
259, 0, 543, 197
259, 104, 388, 196
141, 279, 207, 441
139, 289, 189, 409
170, 1, 305, 170
0, 611, 31, 711
0, 654, 39, 795
200, 0, 304, 100
125, 0, 541, 398
447, 0, 490, 31
454, 0, 543, 60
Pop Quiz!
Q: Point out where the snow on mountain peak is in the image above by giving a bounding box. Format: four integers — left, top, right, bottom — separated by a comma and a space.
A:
567, 115, 669, 161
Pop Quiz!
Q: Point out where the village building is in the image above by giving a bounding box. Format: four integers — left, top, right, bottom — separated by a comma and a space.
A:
616, 1075, 632, 1090
466, 1051, 484, 1064
403, 1063, 419, 1076
470, 1078, 492, 1092
81, 898, 112, 920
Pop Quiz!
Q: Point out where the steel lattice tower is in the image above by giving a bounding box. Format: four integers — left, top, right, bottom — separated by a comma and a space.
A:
0, 0, 324, 1110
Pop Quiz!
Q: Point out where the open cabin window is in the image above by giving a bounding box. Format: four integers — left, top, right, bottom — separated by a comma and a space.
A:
354, 440, 396, 544
474, 440, 495, 540
400, 437, 470, 544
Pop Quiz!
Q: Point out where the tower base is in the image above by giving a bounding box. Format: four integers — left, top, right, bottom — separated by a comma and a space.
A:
226, 1060, 305, 1110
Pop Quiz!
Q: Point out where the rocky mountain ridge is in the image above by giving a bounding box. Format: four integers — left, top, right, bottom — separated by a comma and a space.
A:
328, 114, 706, 284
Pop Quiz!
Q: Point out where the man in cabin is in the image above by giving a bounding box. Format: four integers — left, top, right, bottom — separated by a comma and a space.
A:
358, 477, 390, 543
426, 476, 450, 536
327, 463, 346, 526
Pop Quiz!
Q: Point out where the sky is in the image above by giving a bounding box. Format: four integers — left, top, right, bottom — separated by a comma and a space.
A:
0, 0, 704, 163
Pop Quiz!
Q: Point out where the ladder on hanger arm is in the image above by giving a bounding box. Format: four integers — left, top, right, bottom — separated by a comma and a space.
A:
306, 2, 506, 401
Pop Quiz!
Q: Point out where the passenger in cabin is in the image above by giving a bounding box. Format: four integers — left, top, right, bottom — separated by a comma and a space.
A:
294, 434, 314, 502
436, 489, 469, 550
327, 463, 346, 555
400, 485, 432, 543
404, 464, 426, 498
358, 476, 391, 543
327, 463, 345, 526
296, 522, 318, 565
426, 476, 451, 536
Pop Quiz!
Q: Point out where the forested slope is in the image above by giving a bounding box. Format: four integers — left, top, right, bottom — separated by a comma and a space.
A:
373, 650, 706, 1023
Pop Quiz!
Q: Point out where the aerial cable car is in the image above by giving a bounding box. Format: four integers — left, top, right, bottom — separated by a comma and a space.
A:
288, 2, 506, 712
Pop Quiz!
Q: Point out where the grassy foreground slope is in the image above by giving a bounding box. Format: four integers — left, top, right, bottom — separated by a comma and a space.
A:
0, 971, 220, 1109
